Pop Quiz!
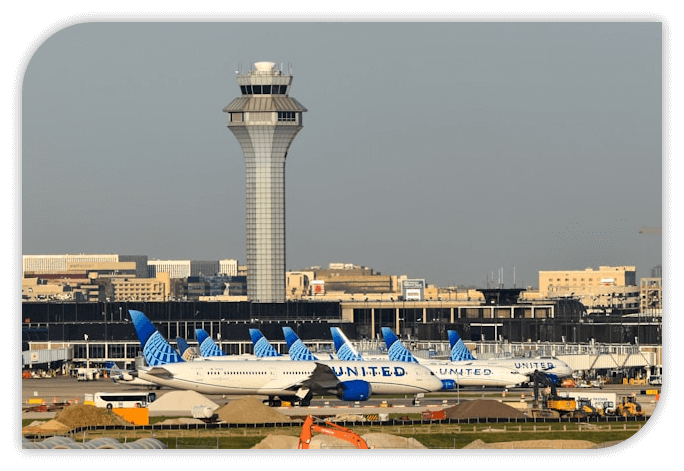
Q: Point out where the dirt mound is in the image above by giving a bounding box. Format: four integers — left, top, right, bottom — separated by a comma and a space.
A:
443, 400, 527, 419
252, 435, 300, 449
252, 432, 426, 449
215, 397, 295, 424
22, 419, 71, 435
53, 404, 132, 429
363, 433, 426, 449
463, 439, 597, 449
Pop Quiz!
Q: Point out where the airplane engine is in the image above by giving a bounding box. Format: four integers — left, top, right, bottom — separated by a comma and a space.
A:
336, 380, 372, 401
545, 373, 560, 385
440, 379, 455, 390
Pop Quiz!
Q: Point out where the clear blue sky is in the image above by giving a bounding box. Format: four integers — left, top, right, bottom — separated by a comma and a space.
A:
20, 19, 663, 289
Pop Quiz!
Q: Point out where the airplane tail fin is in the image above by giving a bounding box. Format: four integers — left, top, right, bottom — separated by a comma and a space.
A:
195, 329, 226, 357
381, 327, 419, 363
330, 327, 364, 361
176, 337, 190, 355
282, 327, 318, 361
103, 361, 123, 380
128, 310, 184, 366
177, 337, 200, 361
248, 329, 281, 357
447, 330, 477, 361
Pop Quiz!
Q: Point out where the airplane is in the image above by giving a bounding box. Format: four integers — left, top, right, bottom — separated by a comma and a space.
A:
282, 327, 334, 361
447, 330, 574, 384
103, 361, 159, 388
128, 310, 445, 406
381, 327, 529, 388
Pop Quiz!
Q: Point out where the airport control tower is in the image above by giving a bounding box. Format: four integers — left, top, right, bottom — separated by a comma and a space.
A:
223, 61, 307, 303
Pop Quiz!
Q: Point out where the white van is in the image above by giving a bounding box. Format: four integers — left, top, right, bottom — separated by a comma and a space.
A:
648, 375, 662, 386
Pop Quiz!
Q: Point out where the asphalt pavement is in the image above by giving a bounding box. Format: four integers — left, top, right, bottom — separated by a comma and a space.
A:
20, 375, 660, 420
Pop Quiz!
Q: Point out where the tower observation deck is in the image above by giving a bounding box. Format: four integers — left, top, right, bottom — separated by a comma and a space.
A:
223, 61, 307, 303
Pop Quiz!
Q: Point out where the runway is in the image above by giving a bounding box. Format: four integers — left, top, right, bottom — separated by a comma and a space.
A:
20, 375, 660, 420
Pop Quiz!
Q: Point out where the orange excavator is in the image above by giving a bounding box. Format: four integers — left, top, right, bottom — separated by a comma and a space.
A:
298, 415, 371, 449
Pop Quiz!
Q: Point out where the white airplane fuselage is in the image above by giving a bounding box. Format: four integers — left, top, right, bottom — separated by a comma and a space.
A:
465, 357, 574, 379
137, 359, 444, 396
415, 360, 529, 387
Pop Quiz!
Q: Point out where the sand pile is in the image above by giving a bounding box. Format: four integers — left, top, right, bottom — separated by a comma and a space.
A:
22, 419, 72, 435
363, 433, 427, 449
156, 418, 206, 425
52, 404, 132, 429
463, 439, 597, 449
148, 390, 219, 416
443, 400, 527, 419
252, 432, 426, 449
252, 435, 300, 449
215, 397, 295, 423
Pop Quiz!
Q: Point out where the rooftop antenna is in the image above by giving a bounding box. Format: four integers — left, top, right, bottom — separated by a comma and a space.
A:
513, 266, 516, 288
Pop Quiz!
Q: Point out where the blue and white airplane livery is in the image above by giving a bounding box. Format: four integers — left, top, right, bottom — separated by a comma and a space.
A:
381, 327, 529, 388
447, 330, 574, 384
282, 327, 336, 361
128, 310, 444, 405
196, 329, 225, 357
330, 327, 365, 361
249, 329, 283, 358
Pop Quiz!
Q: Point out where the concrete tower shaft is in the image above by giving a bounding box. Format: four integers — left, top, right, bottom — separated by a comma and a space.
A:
223, 62, 307, 303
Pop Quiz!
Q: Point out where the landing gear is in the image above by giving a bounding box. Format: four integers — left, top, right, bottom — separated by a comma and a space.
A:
264, 392, 313, 407
263, 397, 282, 407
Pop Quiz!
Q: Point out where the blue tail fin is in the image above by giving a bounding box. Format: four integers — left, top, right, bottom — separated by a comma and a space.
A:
282, 327, 318, 361
381, 327, 419, 363
176, 337, 190, 355
177, 337, 200, 361
248, 329, 281, 357
128, 310, 184, 365
195, 329, 226, 357
447, 330, 477, 361
331, 327, 364, 361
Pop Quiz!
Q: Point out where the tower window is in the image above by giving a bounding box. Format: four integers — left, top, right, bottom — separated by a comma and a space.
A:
278, 112, 296, 122
241, 84, 287, 95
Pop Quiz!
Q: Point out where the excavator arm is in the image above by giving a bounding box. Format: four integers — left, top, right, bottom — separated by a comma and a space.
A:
298, 415, 370, 449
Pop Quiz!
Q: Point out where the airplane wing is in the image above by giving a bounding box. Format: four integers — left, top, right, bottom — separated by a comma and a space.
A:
288, 362, 341, 395
140, 366, 175, 380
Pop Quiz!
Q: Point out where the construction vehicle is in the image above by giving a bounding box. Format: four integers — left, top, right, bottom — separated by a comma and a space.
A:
298, 415, 371, 449
529, 370, 601, 419
616, 396, 645, 417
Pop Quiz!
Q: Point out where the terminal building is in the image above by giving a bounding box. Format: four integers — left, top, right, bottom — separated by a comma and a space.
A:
20, 61, 662, 382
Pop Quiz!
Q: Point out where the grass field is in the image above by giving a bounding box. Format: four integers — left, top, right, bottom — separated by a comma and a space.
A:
22, 416, 646, 449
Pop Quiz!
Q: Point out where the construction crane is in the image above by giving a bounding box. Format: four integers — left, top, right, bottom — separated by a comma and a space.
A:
298, 415, 371, 449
